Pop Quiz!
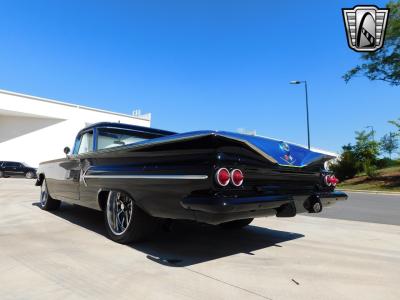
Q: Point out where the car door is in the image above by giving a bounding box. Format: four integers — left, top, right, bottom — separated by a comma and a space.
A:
3, 162, 19, 176
14, 163, 25, 176
57, 130, 94, 202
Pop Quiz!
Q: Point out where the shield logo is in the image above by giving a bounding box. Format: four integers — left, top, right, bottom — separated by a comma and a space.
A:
342, 5, 389, 52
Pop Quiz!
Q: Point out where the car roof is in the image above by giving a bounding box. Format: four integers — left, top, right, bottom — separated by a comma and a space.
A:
77, 122, 176, 137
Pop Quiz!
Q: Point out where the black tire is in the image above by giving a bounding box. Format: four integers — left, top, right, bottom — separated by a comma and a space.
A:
104, 191, 158, 244
0, 170, 3, 178
219, 218, 254, 230
40, 179, 61, 211
25, 171, 35, 179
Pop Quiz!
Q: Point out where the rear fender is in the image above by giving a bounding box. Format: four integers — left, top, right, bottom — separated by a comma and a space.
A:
96, 188, 150, 215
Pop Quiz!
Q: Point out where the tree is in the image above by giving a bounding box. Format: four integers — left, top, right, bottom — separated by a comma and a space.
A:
330, 144, 359, 180
343, 1, 400, 85
380, 132, 399, 158
353, 130, 380, 164
389, 117, 400, 134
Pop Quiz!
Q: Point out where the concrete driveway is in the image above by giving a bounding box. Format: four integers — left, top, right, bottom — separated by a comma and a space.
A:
0, 179, 399, 300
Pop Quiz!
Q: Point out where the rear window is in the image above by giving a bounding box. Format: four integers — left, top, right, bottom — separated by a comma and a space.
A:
97, 128, 157, 150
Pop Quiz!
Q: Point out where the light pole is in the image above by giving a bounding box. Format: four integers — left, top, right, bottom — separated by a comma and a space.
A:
290, 80, 310, 150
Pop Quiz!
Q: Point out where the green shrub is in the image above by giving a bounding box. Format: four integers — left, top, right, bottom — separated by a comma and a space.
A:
330, 147, 359, 180
376, 158, 400, 169
364, 162, 379, 178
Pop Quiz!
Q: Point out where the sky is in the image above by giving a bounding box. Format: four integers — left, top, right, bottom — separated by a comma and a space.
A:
0, 0, 398, 153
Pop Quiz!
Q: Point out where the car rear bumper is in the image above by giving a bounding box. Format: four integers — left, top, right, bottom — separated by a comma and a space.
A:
181, 191, 348, 224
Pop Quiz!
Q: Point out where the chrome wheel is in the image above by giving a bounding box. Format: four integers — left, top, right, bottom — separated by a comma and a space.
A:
40, 181, 48, 207
26, 172, 34, 179
106, 191, 134, 236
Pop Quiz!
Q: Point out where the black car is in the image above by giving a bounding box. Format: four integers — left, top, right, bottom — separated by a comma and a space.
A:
36, 122, 347, 244
0, 161, 37, 179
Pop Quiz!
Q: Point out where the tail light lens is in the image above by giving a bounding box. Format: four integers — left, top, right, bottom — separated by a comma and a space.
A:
216, 168, 230, 186
324, 175, 339, 187
231, 169, 244, 186
329, 175, 339, 186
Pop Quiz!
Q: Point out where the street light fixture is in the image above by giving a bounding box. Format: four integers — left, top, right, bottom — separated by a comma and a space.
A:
290, 80, 311, 150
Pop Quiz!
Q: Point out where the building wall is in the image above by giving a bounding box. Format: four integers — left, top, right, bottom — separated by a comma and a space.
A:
0, 115, 63, 143
0, 90, 151, 167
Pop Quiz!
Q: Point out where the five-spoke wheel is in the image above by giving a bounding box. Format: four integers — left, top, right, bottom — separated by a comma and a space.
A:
106, 191, 133, 236
104, 190, 157, 244
40, 179, 61, 211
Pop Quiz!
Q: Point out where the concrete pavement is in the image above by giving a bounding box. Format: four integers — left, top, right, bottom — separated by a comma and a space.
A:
0, 179, 399, 300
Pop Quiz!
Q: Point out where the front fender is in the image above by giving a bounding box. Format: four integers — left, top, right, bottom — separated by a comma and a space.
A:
35, 174, 44, 186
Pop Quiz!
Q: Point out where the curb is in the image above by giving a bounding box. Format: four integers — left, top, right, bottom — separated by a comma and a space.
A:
340, 189, 400, 195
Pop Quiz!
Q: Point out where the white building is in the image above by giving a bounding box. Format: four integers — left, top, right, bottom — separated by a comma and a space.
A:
0, 89, 151, 167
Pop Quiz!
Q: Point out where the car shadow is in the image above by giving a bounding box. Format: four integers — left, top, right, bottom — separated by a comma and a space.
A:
32, 202, 304, 267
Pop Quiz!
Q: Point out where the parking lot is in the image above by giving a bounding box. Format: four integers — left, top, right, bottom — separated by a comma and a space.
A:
1, 178, 399, 300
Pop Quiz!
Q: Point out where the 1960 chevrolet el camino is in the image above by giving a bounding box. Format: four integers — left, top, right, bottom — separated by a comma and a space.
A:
36, 122, 347, 244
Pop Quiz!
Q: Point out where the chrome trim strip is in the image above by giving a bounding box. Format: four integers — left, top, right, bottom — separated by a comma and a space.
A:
84, 174, 208, 180
81, 166, 92, 187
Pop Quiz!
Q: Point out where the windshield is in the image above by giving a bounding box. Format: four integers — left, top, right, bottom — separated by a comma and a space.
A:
97, 128, 158, 150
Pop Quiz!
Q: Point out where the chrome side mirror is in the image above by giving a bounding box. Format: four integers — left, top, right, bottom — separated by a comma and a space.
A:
64, 146, 71, 156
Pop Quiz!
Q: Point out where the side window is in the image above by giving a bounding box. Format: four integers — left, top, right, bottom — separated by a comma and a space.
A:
77, 131, 94, 154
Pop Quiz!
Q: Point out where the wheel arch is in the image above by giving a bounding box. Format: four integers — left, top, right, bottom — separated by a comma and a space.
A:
97, 188, 149, 214
97, 189, 110, 211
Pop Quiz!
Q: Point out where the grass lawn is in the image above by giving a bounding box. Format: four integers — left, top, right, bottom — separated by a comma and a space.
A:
338, 165, 400, 192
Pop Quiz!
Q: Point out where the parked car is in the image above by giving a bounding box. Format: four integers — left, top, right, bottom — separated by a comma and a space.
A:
0, 161, 37, 179
36, 122, 347, 244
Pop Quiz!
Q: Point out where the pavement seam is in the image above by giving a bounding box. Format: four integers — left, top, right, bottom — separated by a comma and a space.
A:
184, 267, 273, 300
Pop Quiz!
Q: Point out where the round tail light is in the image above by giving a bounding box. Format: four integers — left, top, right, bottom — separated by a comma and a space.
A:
324, 175, 332, 186
216, 168, 230, 186
324, 175, 339, 187
231, 169, 244, 186
329, 175, 339, 186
